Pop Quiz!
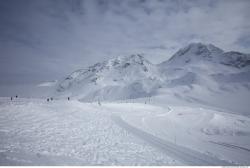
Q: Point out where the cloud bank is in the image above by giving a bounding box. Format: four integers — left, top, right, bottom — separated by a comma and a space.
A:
0, 0, 250, 89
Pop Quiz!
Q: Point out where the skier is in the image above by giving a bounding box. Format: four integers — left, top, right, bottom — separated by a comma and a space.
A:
11, 97, 13, 101
47, 98, 50, 102
50, 97, 53, 101
68, 97, 70, 101
15, 95, 18, 98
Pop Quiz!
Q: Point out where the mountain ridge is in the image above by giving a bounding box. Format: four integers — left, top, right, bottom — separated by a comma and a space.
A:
55, 43, 250, 101
160, 43, 250, 69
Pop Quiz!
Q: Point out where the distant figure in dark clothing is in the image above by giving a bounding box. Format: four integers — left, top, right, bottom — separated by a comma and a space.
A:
11, 97, 13, 101
47, 98, 50, 102
68, 97, 70, 101
16, 95, 18, 98
50, 97, 53, 101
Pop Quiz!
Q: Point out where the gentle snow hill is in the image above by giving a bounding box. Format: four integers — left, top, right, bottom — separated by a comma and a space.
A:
55, 43, 250, 114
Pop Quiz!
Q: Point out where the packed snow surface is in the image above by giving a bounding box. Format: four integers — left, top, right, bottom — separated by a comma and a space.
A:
0, 97, 250, 165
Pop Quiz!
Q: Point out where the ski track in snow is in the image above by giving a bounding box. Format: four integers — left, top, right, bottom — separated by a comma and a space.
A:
209, 141, 250, 152
1, 97, 250, 165
111, 114, 234, 166
104, 102, 250, 165
0, 98, 177, 166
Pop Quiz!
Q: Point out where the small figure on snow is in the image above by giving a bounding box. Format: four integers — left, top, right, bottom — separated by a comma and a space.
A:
15, 95, 18, 98
47, 98, 50, 102
11, 97, 13, 101
50, 97, 53, 101
68, 97, 70, 101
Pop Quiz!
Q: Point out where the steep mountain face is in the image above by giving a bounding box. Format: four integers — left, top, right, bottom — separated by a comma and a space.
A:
56, 43, 250, 102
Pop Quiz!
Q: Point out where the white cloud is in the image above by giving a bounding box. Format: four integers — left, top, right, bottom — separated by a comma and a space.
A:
0, 0, 250, 85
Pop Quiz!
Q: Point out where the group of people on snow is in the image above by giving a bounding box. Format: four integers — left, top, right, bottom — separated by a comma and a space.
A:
10, 95, 18, 101
46, 97, 53, 102
46, 97, 70, 102
10, 95, 70, 102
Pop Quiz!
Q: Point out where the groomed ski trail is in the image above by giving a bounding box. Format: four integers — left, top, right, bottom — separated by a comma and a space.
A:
111, 115, 235, 166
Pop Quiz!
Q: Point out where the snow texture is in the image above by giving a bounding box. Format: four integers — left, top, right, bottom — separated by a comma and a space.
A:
1, 43, 250, 165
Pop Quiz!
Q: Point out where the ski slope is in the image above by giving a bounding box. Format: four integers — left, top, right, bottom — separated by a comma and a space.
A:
111, 115, 232, 166
1, 97, 250, 165
0, 97, 178, 166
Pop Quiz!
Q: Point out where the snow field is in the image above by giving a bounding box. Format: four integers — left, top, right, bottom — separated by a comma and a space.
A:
0, 98, 178, 165
102, 102, 250, 165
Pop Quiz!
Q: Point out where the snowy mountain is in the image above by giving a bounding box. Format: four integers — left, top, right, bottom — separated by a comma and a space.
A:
157, 43, 250, 114
160, 42, 250, 69
56, 54, 163, 100
158, 43, 250, 86
2, 43, 250, 165
160, 43, 224, 66
56, 43, 250, 110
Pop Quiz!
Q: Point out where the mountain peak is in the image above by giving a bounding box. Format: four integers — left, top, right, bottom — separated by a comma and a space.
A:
57, 53, 156, 94
56, 43, 250, 100
116, 53, 148, 63
106, 53, 151, 68
181, 42, 224, 56
164, 42, 224, 65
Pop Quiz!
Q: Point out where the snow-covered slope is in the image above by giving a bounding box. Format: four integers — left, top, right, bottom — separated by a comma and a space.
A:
56, 54, 163, 100
158, 43, 250, 87
160, 43, 224, 66
56, 43, 250, 114
160, 43, 250, 69
157, 43, 250, 114
1, 97, 249, 165
2, 43, 250, 166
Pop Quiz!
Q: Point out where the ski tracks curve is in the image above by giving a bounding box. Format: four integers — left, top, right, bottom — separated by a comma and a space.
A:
111, 114, 235, 166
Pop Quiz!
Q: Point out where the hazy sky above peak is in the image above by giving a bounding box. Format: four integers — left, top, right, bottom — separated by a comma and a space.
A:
0, 0, 250, 88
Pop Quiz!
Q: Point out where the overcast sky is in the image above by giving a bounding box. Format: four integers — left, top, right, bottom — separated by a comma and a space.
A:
0, 0, 250, 88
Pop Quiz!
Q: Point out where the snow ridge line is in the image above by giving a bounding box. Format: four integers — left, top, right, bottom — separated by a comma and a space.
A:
111, 115, 235, 166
